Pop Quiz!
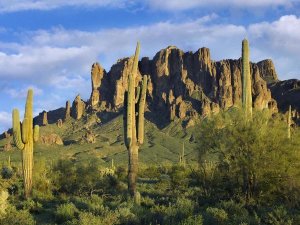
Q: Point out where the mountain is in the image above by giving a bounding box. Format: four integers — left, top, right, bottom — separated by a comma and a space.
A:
34, 46, 295, 128
1, 45, 299, 159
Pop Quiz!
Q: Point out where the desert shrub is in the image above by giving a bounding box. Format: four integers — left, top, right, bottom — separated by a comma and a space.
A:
179, 215, 203, 225
0, 206, 35, 225
53, 159, 119, 196
150, 197, 195, 224
72, 211, 119, 225
19, 199, 43, 213
1, 166, 13, 179
55, 202, 78, 223
264, 206, 293, 225
198, 109, 300, 204
32, 159, 54, 200
205, 207, 228, 225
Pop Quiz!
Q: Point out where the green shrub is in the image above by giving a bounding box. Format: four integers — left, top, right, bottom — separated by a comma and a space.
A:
179, 215, 203, 225
265, 206, 293, 225
205, 207, 228, 224
1, 166, 13, 179
56, 202, 78, 223
0, 206, 35, 225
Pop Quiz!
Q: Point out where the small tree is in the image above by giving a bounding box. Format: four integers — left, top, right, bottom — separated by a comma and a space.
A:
197, 108, 300, 204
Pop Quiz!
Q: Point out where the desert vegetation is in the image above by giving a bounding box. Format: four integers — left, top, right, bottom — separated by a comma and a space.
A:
0, 40, 300, 224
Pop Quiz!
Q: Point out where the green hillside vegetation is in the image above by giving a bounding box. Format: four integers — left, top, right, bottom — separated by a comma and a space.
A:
1, 108, 300, 225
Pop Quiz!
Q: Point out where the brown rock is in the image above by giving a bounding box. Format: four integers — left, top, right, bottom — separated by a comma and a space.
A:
40, 134, 63, 145
3, 142, 12, 151
90, 63, 105, 108
65, 100, 71, 120
257, 59, 278, 84
42, 111, 48, 126
71, 95, 86, 120
81, 130, 96, 144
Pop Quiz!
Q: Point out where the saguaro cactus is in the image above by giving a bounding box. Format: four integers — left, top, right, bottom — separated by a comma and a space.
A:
124, 42, 148, 201
288, 105, 292, 139
12, 89, 39, 198
242, 39, 252, 119
179, 142, 186, 167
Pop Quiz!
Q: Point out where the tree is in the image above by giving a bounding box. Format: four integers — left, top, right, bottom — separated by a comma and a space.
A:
197, 108, 300, 205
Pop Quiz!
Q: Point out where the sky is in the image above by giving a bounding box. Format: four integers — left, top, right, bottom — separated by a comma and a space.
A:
0, 0, 300, 132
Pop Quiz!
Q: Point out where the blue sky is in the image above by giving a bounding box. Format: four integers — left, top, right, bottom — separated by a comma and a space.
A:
0, 0, 300, 132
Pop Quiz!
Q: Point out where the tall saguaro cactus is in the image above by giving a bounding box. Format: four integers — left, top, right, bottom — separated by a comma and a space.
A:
288, 105, 292, 139
242, 39, 252, 119
124, 42, 148, 201
12, 89, 39, 198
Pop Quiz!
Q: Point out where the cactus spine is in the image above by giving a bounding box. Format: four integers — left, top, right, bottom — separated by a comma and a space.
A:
12, 89, 39, 198
242, 39, 252, 119
288, 105, 291, 139
124, 42, 148, 201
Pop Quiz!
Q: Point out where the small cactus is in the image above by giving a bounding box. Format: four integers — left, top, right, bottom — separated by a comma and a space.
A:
179, 142, 186, 168
12, 89, 39, 198
288, 105, 292, 139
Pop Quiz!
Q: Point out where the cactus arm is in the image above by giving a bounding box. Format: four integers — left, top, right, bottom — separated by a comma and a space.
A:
33, 125, 39, 142
135, 86, 141, 104
137, 75, 148, 145
12, 109, 25, 150
22, 118, 29, 144
24, 89, 33, 120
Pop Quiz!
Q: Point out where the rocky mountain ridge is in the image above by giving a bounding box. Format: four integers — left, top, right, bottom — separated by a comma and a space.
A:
3, 45, 300, 138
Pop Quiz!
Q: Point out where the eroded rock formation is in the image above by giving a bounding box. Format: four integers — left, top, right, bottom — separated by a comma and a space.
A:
88, 46, 278, 123
90, 63, 105, 109
71, 95, 86, 120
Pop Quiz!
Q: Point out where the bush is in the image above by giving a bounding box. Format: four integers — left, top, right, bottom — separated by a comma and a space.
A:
205, 207, 228, 224
55, 202, 78, 223
1, 166, 13, 179
179, 215, 203, 225
0, 206, 35, 225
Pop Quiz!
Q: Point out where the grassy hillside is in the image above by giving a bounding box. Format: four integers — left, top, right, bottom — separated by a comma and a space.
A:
0, 113, 199, 168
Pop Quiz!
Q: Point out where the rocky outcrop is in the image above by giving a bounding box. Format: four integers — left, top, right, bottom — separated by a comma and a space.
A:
269, 79, 300, 112
257, 59, 278, 84
86, 46, 278, 123
71, 95, 86, 120
90, 63, 105, 109
40, 134, 63, 145
65, 100, 71, 120
42, 111, 48, 126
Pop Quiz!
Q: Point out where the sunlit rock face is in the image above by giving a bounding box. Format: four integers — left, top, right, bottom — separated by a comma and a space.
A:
90, 46, 277, 121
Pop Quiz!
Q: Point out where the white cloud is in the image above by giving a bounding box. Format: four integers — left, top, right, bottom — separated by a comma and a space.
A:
0, 0, 131, 13
0, 111, 11, 132
4, 85, 43, 98
145, 0, 295, 10
248, 15, 300, 79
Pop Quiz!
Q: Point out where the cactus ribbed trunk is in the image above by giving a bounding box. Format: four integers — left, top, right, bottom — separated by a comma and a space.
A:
12, 89, 39, 199
288, 105, 291, 139
242, 39, 252, 119
124, 42, 148, 201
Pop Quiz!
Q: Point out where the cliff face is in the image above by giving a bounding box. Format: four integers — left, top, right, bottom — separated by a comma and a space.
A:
269, 79, 300, 112
89, 46, 277, 122
32, 45, 285, 127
